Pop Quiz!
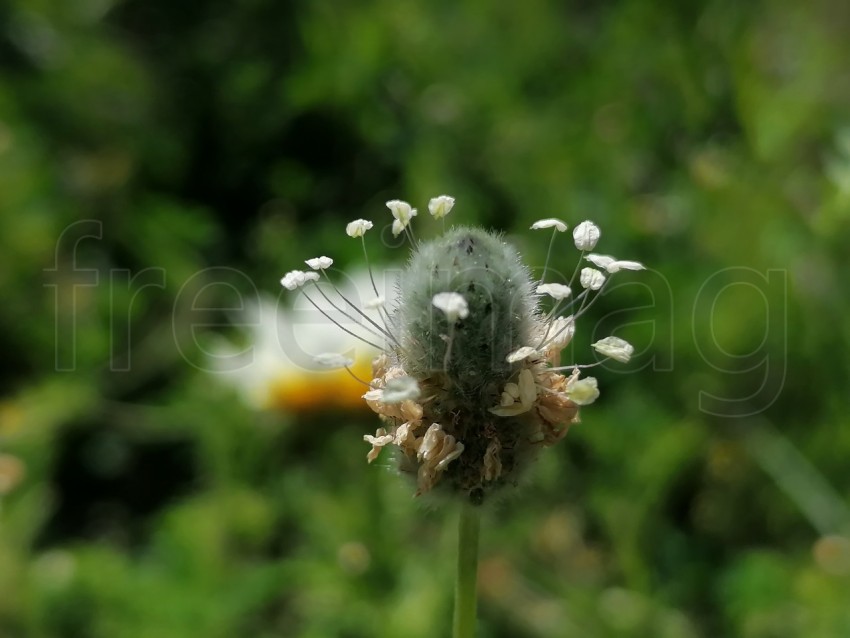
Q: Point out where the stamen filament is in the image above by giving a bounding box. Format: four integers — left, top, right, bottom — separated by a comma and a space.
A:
539, 228, 558, 283
300, 290, 386, 352
315, 276, 401, 347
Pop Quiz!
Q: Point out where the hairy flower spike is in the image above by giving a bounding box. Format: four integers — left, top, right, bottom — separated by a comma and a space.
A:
280, 194, 647, 504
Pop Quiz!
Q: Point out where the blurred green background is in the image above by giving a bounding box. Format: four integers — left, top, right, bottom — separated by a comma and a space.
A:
2, 0, 850, 636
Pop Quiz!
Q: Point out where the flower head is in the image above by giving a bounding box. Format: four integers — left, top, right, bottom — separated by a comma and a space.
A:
278, 194, 647, 504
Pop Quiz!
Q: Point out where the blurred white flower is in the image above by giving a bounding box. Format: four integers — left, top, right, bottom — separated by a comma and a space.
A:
210, 270, 391, 411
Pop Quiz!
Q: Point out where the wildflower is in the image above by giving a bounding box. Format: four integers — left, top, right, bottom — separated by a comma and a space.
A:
279, 195, 646, 503
573, 220, 600, 251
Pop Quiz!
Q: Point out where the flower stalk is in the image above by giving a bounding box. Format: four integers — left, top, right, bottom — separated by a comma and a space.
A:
453, 503, 481, 638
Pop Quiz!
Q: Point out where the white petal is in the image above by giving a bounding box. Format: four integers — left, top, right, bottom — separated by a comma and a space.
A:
607, 260, 645, 273
566, 376, 599, 405
391, 218, 405, 237
506, 346, 539, 363
432, 292, 469, 323
592, 336, 635, 363
346, 219, 373, 238
579, 267, 606, 290
312, 352, 354, 369
428, 195, 455, 219
585, 253, 617, 269
364, 296, 385, 309
305, 256, 333, 270
530, 218, 568, 232
573, 221, 601, 251
536, 283, 572, 300
381, 376, 421, 404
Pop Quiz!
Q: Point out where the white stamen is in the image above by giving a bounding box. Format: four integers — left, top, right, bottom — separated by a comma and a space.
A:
281, 270, 320, 290
573, 221, 601, 251
346, 219, 373, 238
428, 195, 455, 219
530, 218, 568, 232
432, 292, 469, 323
305, 256, 333, 270
536, 283, 572, 300
592, 336, 635, 363
579, 267, 606, 290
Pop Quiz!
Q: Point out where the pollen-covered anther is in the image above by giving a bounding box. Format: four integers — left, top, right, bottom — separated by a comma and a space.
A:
346, 219, 373, 238
573, 220, 601, 251
530, 218, 568, 232
432, 292, 469, 323
580, 267, 606, 290
280, 270, 320, 290
428, 195, 455, 219
305, 256, 333, 270
536, 283, 571, 300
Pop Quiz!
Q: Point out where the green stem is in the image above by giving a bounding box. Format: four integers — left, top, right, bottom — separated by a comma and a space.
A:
453, 504, 481, 638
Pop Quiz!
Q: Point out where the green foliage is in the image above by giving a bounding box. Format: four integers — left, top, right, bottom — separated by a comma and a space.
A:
1, 0, 850, 636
